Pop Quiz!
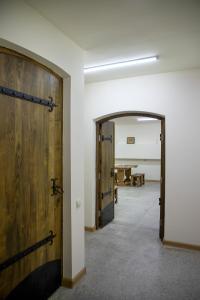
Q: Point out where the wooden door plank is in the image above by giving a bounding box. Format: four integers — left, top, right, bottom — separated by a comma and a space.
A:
99, 121, 115, 227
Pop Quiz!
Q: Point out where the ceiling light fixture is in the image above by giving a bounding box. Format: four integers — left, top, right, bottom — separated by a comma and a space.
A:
84, 56, 158, 73
137, 117, 157, 122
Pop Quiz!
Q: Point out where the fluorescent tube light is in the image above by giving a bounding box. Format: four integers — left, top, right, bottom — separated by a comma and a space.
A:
137, 117, 157, 122
84, 56, 158, 73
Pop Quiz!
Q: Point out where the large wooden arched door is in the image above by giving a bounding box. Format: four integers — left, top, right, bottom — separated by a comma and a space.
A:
0, 47, 63, 299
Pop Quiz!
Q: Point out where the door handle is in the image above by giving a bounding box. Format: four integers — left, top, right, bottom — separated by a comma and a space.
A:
51, 178, 64, 196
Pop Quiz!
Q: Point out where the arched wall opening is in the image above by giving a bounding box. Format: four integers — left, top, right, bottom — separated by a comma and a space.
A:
95, 111, 165, 240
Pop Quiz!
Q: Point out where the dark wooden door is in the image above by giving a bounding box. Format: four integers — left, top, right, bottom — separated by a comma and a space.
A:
98, 121, 115, 227
159, 119, 165, 240
0, 47, 63, 299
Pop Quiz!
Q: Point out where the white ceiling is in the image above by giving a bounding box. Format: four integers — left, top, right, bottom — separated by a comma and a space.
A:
26, 0, 200, 82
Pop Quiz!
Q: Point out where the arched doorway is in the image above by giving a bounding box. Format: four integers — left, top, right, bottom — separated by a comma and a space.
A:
96, 111, 165, 240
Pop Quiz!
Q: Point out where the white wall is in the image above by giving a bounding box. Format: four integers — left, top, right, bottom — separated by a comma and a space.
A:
84, 69, 200, 247
114, 121, 161, 180
115, 121, 161, 159
0, 0, 85, 279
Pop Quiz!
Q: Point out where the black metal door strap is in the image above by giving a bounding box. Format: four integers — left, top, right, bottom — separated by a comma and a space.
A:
0, 86, 57, 112
102, 189, 112, 199
0, 231, 56, 272
102, 135, 112, 142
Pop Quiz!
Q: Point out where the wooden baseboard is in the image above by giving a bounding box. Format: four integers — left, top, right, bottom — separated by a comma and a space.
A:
62, 267, 86, 289
85, 226, 96, 232
163, 240, 200, 252
146, 180, 160, 182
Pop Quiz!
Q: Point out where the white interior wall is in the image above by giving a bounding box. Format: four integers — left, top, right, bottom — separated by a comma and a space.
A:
115, 121, 161, 159
84, 69, 200, 247
0, 0, 85, 279
114, 121, 161, 180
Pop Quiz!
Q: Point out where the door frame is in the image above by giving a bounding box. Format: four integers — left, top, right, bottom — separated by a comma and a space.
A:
96, 111, 165, 240
0, 46, 64, 296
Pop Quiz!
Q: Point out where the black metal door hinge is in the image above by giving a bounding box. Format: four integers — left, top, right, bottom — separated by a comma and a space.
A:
0, 231, 56, 272
102, 189, 112, 199
110, 168, 115, 177
160, 133, 165, 142
0, 85, 57, 112
102, 135, 112, 142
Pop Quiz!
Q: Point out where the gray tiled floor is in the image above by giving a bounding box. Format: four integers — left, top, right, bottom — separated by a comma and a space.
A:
49, 183, 200, 300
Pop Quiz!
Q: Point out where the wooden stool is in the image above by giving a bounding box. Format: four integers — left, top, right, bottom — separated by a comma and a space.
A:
138, 173, 145, 185
131, 173, 145, 187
